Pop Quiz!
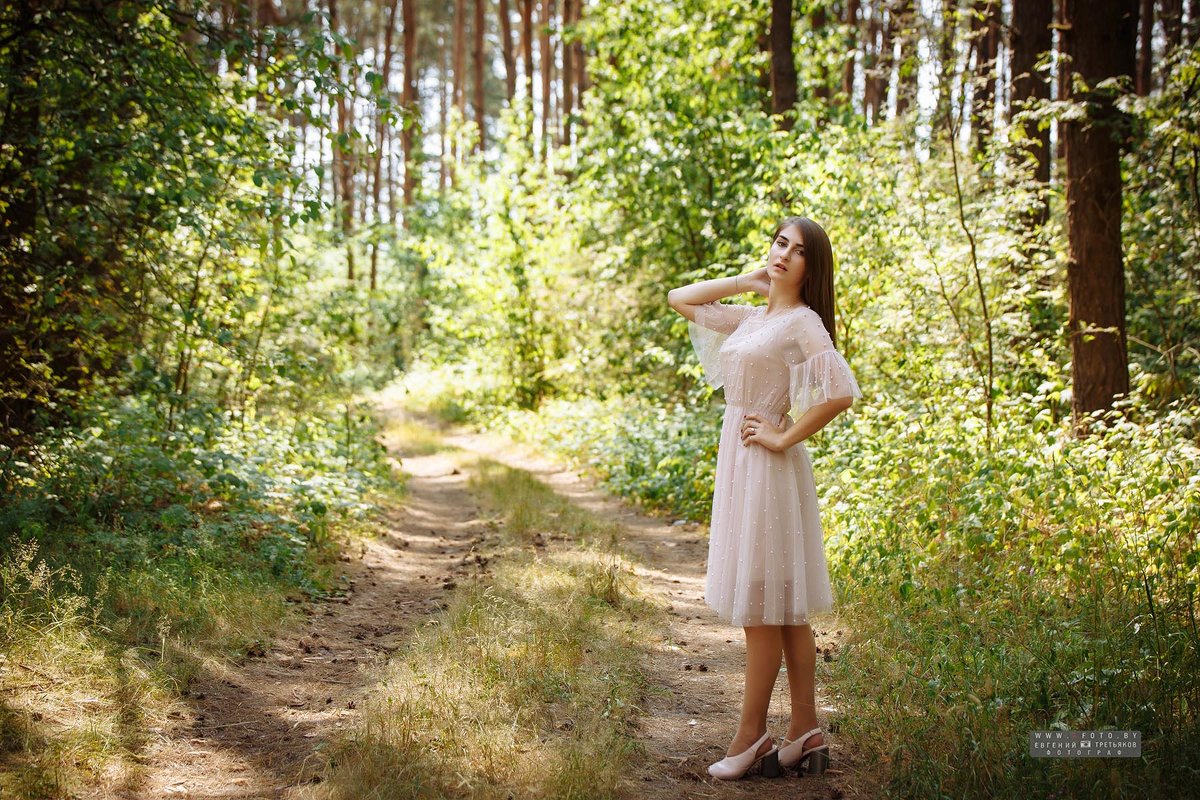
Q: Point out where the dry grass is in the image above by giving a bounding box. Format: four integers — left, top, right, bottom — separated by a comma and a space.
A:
317, 453, 664, 800
0, 537, 298, 799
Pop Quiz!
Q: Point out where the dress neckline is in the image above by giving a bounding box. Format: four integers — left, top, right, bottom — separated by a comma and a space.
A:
759, 304, 809, 322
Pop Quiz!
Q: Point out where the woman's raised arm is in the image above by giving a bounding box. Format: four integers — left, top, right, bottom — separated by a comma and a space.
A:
668, 268, 770, 322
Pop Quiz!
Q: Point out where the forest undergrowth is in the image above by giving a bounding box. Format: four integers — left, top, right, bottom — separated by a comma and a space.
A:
400, 366, 1200, 799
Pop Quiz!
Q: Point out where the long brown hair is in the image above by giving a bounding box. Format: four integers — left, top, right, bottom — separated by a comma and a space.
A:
770, 216, 838, 347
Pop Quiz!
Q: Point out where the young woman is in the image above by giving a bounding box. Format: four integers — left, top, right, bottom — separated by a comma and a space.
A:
666, 216, 862, 781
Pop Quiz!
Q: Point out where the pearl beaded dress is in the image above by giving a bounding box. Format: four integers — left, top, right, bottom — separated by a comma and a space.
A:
689, 301, 862, 627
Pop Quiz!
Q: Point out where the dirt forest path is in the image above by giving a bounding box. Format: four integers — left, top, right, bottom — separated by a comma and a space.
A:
123, 396, 866, 799
440, 420, 863, 800
124, 411, 493, 799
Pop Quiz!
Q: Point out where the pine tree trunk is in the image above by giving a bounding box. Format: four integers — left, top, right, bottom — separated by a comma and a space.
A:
894, 0, 917, 115
842, 0, 860, 99
1010, 0, 1053, 219
576, 2, 588, 99
539, 0, 552, 159
937, 0, 958, 131
562, 0, 575, 146
372, 0, 399, 289
328, 0, 355, 281
452, 0, 466, 170
1135, 0, 1153, 94
874, 1, 896, 123
473, 0, 486, 152
521, 0, 534, 140
402, 0, 418, 215
499, 0, 516, 101
970, 0, 998, 150
862, 1, 880, 120
770, 0, 798, 128
811, 5, 830, 102
439, 29, 448, 193
1062, 0, 1136, 423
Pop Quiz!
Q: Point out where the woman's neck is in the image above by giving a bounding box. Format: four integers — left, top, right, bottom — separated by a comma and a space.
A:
766, 283, 806, 316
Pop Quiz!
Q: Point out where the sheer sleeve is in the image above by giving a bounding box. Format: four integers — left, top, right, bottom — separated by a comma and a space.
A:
687, 301, 756, 389
785, 309, 862, 418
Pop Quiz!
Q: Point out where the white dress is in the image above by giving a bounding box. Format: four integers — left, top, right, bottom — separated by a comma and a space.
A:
688, 301, 862, 627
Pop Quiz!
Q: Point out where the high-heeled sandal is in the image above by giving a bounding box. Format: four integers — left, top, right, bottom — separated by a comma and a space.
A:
775, 726, 830, 775
707, 731, 782, 780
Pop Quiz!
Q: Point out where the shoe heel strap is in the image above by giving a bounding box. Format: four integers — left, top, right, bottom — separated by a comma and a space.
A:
782, 727, 824, 750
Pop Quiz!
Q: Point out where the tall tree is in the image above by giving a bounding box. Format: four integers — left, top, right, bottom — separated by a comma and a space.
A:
328, 0, 355, 280
539, 0, 552, 158
401, 0, 418, 215
893, 0, 917, 115
1061, 0, 1137, 422
562, 0, 576, 146
970, 0, 999, 150
521, 0, 534, 140
452, 0, 466, 169
473, 0, 486, 152
372, 0, 400, 288
811, 4, 831, 102
842, 0, 861, 100
1010, 0, 1053, 222
499, 0, 516, 101
1135, 0, 1153, 94
862, 0, 881, 120
937, 0, 959, 131
770, 0, 798, 129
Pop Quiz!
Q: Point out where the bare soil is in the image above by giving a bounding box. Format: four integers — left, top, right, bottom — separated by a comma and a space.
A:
114, 396, 869, 799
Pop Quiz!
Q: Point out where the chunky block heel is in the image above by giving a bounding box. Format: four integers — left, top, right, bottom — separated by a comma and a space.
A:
760, 749, 783, 778
804, 747, 830, 775
777, 726, 830, 777
707, 731, 780, 780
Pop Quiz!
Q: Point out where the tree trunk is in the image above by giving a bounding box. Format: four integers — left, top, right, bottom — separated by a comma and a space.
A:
971, 0, 999, 150
576, 1, 589, 100
539, 0, 552, 159
473, 0, 486, 152
1135, 0, 1153, 94
874, 0, 896, 123
937, 0, 958, 131
842, 0, 860, 100
499, 0, 516, 101
862, 0, 880, 120
1186, 0, 1199, 46
811, 5, 830, 102
894, 0, 917, 115
328, 0, 355, 280
1161, 0, 1184, 51
372, 0, 399, 289
402, 0, 418, 216
438, 28, 448, 192
1010, 0, 1053, 220
452, 0, 466, 170
562, 0, 575, 146
521, 0, 534, 140
1062, 0, 1137, 423
769, 0, 798, 128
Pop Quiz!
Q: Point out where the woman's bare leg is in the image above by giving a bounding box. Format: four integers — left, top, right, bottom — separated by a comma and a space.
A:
725, 624, 783, 757
781, 623, 823, 749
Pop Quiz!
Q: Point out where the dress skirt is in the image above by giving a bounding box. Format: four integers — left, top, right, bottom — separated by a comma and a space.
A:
704, 402, 835, 627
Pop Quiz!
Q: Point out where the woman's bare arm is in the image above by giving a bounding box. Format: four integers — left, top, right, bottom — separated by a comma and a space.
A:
667, 268, 770, 322
741, 397, 854, 452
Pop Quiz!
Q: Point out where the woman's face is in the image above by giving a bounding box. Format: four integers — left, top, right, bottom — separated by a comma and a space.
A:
767, 222, 806, 297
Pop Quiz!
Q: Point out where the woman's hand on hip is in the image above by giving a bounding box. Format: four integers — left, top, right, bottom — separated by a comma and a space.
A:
740, 413, 787, 451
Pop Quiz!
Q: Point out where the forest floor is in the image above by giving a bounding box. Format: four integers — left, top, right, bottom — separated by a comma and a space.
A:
118, 388, 871, 800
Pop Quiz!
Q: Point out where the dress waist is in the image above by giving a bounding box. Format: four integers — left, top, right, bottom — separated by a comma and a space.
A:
725, 400, 790, 418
